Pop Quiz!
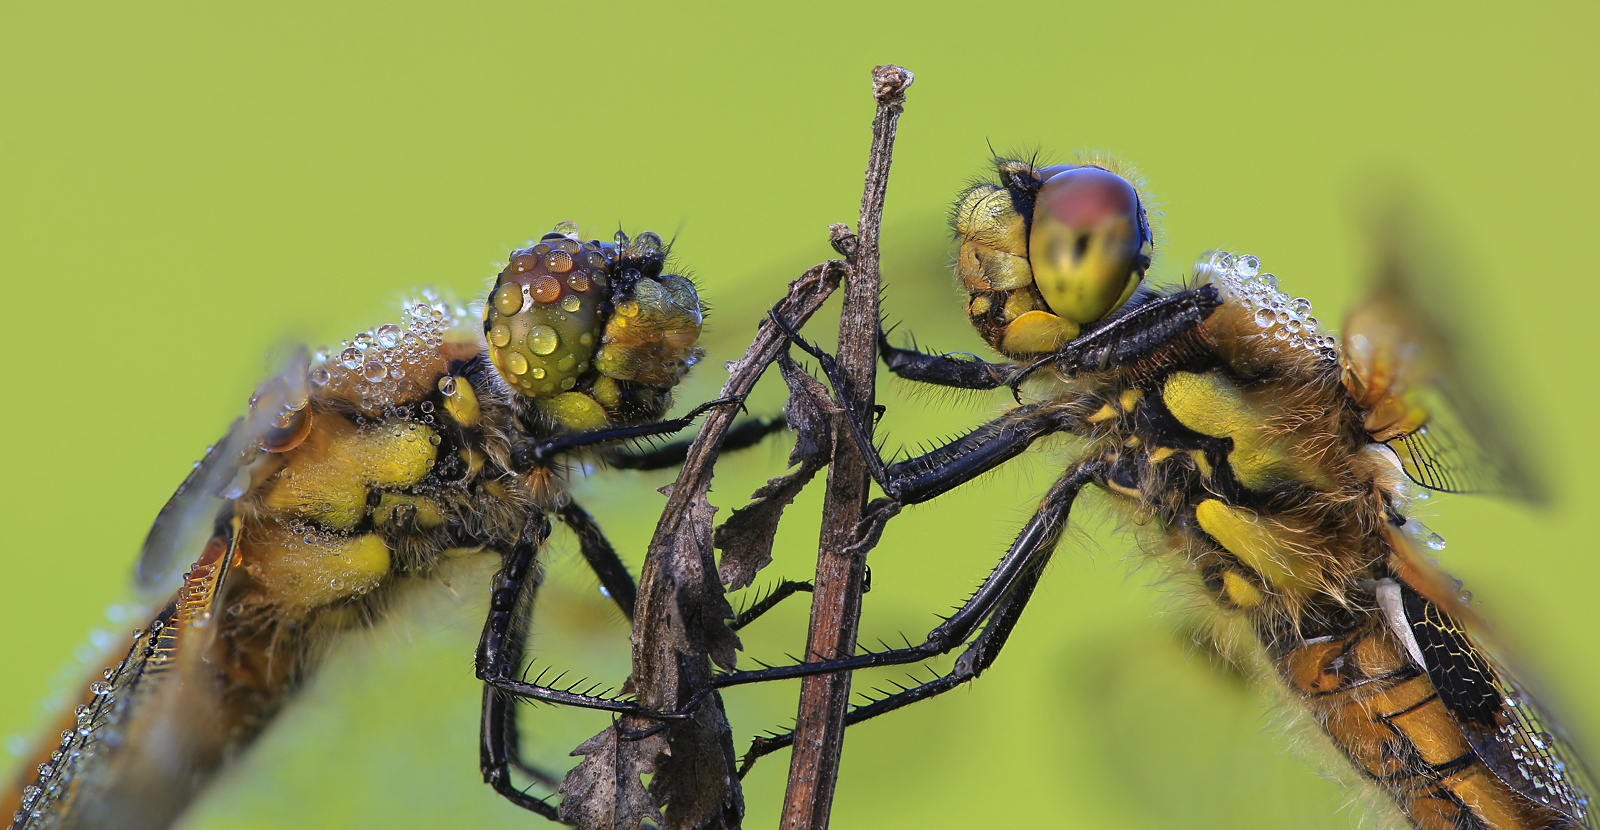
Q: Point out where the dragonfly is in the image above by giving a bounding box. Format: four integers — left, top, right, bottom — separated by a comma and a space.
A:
731, 155, 1597, 829
2, 223, 784, 830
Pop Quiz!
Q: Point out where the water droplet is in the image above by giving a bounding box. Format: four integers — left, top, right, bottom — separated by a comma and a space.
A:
1213, 252, 1236, 274
1235, 255, 1260, 279
579, 332, 594, 347
506, 352, 529, 375
309, 367, 331, 386
1258, 273, 1278, 291
527, 325, 560, 355
375, 324, 400, 348
530, 276, 562, 304
552, 220, 579, 236
340, 348, 362, 370
561, 295, 582, 313
362, 361, 388, 382
1288, 298, 1313, 319
489, 324, 512, 348
438, 376, 457, 396
530, 367, 545, 379
1425, 533, 1446, 551
493, 283, 522, 316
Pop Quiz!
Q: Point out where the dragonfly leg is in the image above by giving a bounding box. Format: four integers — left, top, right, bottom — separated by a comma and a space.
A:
877, 324, 1011, 390
607, 414, 789, 471
675, 462, 1100, 715
509, 396, 744, 471
737, 519, 1051, 776
557, 500, 637, 619
476, 513, 563, 817
770, 310, 1070, 504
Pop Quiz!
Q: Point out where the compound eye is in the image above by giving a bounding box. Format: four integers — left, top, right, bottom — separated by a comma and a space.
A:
1028, 167, 1149, 325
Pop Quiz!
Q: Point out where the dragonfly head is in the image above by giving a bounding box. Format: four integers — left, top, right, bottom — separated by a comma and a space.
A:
483, 224, 704, 431
1027, 164, 1151, 328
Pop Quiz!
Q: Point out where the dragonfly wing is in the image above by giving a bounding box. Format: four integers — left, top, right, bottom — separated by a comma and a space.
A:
135, 349, 311, 596
1386, 524, 1597, 827
1340, 215, 1542, 500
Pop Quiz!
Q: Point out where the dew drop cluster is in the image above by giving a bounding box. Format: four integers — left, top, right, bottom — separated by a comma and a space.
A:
1195, 250, 1339, 360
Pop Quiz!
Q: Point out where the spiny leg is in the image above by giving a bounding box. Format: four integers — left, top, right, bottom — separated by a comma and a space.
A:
674, 462, 1102, 715
738, 524, 1052, 776
877, 323, 1011, 390
557, 500, 638, 619
476, 515, 561, 818
509, 396, 743, 471
607, 415, 789, 471
772, 310, 1068, 503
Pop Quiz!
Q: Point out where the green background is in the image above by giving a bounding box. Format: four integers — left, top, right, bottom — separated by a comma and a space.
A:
2, 2, 1597, 828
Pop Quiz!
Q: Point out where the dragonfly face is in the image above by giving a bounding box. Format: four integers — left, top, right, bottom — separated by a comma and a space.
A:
2, 224, 767, 829
757, 156, 1596, 830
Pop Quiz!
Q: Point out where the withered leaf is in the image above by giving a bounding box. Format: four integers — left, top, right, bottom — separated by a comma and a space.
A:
559, 725, 668, 830
714, 355, 836, 590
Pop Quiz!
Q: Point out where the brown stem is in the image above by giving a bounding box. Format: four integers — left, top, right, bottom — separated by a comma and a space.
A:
779, 64, 913, 830
612, 259, 845, 830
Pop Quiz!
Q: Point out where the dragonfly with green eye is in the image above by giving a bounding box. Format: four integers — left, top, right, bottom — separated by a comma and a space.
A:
707, 155, 1597, 830
3, 224, 788, 830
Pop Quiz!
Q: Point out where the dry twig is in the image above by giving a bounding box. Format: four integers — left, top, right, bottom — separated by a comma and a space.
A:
779, 64, 913, 830
561, 261, 844, 830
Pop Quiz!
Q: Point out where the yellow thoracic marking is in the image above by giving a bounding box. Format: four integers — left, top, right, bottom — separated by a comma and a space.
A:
374, 493, 444, 529
536, 391, 610, 432
1106, 479, 1142, 499
1122, 435, 1140, 448
245, 529, 392, 609
458, 447, 484, 481
968, 294, 992, 316
442, 376, 481, 427
1118, 388, 1143, 412
1220, 568, 1264, 609
1085, 403, 1119, 424
261, 415, 439, 528
1163, 371, 1336, 491
1147, 446, 1176, 464
1194, 498, 1317, 596
1186, 448, 1213, 478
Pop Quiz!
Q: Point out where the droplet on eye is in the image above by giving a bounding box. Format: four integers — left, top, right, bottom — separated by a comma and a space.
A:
527, 325, 560, 355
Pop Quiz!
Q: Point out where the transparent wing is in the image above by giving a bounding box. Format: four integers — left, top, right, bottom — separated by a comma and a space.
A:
135, 349, 311, 597
16, 523, 240, 830
1388, 525, 1596, 827
1340, 213, 1542, 500
12, 603, 176, 830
